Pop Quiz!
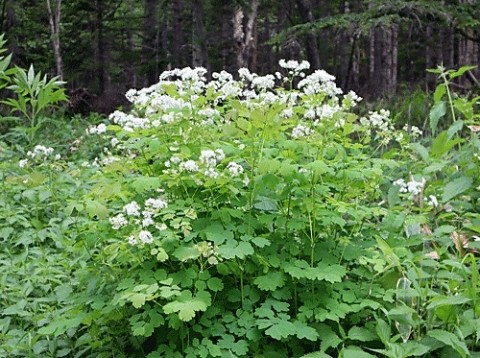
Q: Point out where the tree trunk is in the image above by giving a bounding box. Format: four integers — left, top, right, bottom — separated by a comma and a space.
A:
295, 0, 321, 69
191, 0, 209, 70
233, 0, 259, 71
172, 0, 185, 68
46, 0, 63, 80
458, 0, 479, 88
369, 22, 398, 97
141, 0, 158, 85
95, 0, 109, 94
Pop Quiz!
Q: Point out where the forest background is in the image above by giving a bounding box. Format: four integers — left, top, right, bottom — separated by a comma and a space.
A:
1, 0, 479, 114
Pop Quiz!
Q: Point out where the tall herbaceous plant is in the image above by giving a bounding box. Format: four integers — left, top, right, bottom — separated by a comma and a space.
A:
77, 61, 438, 357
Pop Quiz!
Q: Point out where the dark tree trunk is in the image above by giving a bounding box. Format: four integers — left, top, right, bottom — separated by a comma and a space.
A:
192, 0, 209, 70
46, 0, 63, 81
141, 0, 158, 85
295, 0, 321, 69
95, 0, 110, 94
369, 23, 398, 97
172, 0, 186, 68
233, 0, 259, 71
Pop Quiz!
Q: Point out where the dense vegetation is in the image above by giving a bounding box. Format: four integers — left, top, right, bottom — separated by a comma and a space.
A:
1, 0, 479, 112
1, 30, 480, 357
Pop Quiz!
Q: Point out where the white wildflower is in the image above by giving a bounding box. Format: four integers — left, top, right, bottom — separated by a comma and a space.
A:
19, 159, 28, 168
123, 201, 141, 217
179, 160, 199, 172
292, 124, 312, 138
227, 162, 244, 177
393, 179, 408, 193
145, 198, 168, 210
110, 213, 128, 230
427, 195, 439, 208
127, 235, 138, 246
407, 177, 425, 196
156, 223, 168, 231
199, 150, 218, 167
138, 230, 154, 244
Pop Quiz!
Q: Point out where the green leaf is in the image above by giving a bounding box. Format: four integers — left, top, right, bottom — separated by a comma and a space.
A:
442, 176, 473, 202
347, 326, 377, 342
130, 293, 147, 308
204, 223, 233, 245
254, 271, 286, 291
341, 346, 376, 358
131, 176, 161, 193
293, 320, 319, 341
163, 292, 210, 322
429, 101, 446, 135
251, 236, 270, 248
433, 83, 446, 102
257, 317, 296, 340
430, 131, 461, 159
300, 352, 332, 358
318, 323, 342, 351
85, 200, 108, 219
426, 295, 471, 310
427, 330, 469, 358
206, 277, 224, 292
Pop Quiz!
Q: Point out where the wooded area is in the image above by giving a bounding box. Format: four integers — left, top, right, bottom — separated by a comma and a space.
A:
1, 0, 479, 112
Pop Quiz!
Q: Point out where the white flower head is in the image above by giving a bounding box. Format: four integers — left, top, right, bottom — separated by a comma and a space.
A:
226, 162, 244, 177
407, 177, 425, 196
138, 230, 154, 244
123, 201, 141, 217
19, 159, 29, 168
179, 160, 199, 172
110, 213, 129, 230
427, 195, 439, 208
145, 198, 168, 210
292, 124, 312, 138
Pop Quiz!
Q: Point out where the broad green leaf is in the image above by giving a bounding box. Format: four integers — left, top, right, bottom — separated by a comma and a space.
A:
257, 317, 296, 340
131, 176, 161, 193
429, 101, 446, 135
433, 83, 446, 102
130, 293, 147, 308
254, 271, 286, 291
300, 352, 332, 358
426, 295, 471, 310
204, 223, 233, 245
163, 293, 209, 322
347, 326, 377, 342
293, 320, 318, 341
318, 323, 342, 351
206, 277, 224, 292
442, 176, 473, 202
427, 329, 469, 358
341, 346, 376, 358
251, 236, 270, 247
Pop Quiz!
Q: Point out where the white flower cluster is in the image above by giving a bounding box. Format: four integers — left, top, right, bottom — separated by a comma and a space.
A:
292, 124, 313, 138
199, 149, 225, 167
226, 161, 244, 177
360, 109, 395, 145
393, 177, 426, 196
402, 124, 422, 138
109, 197, 169, 246
86, 123, 107, 135
20, 145, 61, 167
109, 110, 151, 132
27, 145, 54, 159
279, 59, 310, 73
298, 70, 342, 97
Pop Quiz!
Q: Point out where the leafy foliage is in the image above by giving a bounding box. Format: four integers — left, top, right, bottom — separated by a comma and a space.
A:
1, 59, 480, 357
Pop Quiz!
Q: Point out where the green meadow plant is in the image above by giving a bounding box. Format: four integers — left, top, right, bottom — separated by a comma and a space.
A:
0, 34, 68, 143
53, 61, 477, 357
2, 60, 479, 357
